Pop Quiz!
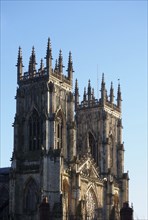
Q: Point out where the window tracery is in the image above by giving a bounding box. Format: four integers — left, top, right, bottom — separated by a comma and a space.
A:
89, 132, 97, 163
24, 178, 38, 213
86, 188, 98, 220
56, 110, 63, 149
28, 108, 43, 151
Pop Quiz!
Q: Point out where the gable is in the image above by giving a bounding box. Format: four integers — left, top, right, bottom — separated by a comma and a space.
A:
77, 156, 101, 181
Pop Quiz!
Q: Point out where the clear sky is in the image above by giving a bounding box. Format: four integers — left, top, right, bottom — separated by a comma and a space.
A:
0, 1, 147, 219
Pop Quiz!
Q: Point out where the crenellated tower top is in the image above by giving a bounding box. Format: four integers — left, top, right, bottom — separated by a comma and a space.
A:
75, 73, 122, 113
16, 38, 122, 112
16, 38, 73, 87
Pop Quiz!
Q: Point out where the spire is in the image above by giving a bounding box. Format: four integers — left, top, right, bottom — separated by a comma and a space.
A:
101, 73, 105, 89
67, 51, 74, 84
110, 81, 114, 104
75, 79, 79, 110
88, 79, 92, 101
58, 49, 64, 74
40, 59, 44, 70
92, 88, 95, 100
54, 59, 58, 72
16, 46, 24, 84
101, 73, 106, 105
39, 59, 44, 74
117, 80, 122, 109
83, 87, 87, 101
28, 46, 37, 76
45, 38, 52, 75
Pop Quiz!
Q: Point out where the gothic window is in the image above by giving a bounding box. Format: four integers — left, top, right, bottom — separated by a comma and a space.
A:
86, 188, 98, 219
24, 178, 38, 213
28, 109, 43, 151
89, 132, 97, 163
56, 110, 63, 149
110, 137, 114, 168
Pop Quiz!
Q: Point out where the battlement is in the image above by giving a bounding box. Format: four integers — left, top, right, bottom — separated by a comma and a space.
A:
16, 39, 73, 86
77, 99, 121, 112
75, 75, 122, 113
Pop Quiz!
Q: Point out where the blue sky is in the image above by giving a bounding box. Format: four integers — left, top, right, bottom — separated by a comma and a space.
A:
0, 1, 147, 219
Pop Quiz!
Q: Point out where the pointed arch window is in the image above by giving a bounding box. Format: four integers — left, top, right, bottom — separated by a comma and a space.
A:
24, 178, 38, 213
56, 110, 63, 149
28, 109, 43, 151
110, 136, 114, 168
89, 132, 97, 163
86, 188, 98, 219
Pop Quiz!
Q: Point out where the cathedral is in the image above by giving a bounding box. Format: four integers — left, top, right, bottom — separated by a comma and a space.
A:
1, 38, 132, 220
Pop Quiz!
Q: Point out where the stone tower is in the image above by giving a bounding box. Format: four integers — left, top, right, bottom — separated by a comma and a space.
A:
75, 75, 129, 219
9, 39, 129, 220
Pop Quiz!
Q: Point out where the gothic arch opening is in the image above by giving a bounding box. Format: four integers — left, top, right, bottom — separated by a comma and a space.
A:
86, 187, 98, 220
56, 109, 64, 149
88, 132, 97, 163
28, 108, 43, 151
24, 178, 39, 213
109, 135, 114, 170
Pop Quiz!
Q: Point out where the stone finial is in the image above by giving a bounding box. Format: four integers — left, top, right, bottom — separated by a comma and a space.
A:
101, 73, 106, 105
110, 81, 114, 104
75, 79, 79, 110
67, 51, 74, 83
28, 46, 37, 76
117, 80, 122, 109
45, 38, 52, 75
58, 49, 64, 74
16, 46, 24, 83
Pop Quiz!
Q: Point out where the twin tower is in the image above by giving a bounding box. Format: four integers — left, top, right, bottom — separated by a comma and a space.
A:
10, 38, 130, 220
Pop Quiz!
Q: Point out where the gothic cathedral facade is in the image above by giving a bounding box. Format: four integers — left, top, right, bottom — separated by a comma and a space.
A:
9, 39, 129, 220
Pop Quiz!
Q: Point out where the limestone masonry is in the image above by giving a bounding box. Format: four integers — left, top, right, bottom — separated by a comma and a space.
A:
1, 38, 133, 220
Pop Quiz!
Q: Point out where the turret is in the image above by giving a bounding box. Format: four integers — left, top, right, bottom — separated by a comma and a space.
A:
28, 46, 37, 76
117, 81, 122, 110
45, 38, 52, 76
117, 142, 124, 177
117, 118, 123, 144
110, 82, 114, 104
67, 51, 74, 85
101, 73, 106, 105
16, 47, 23, 84
75, 79, 79, 111
117, 119, 124, 177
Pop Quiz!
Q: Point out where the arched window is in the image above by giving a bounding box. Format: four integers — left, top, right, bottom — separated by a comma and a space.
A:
24, 178, 38, 213
109, 136, 114, 168
89, 132, 97, 163
56, 110, 63, 149
86, 188, 98, 219
28, 108, 43, 151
